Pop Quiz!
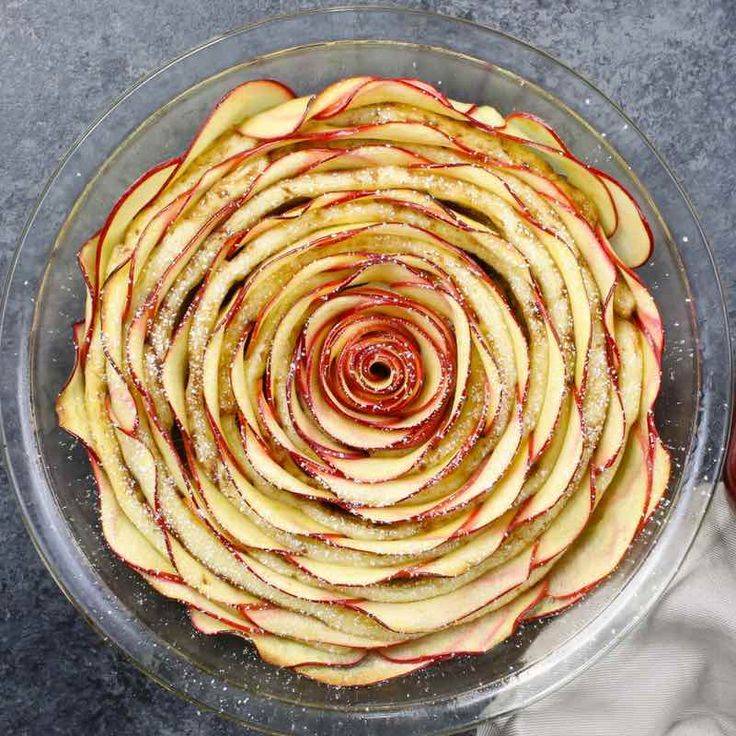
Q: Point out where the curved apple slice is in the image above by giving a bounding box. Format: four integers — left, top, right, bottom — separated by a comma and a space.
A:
549, 201, 617, 293
356, 414, 525, 524
189, 605, 259, 636
327, 513, 470, 556
643, 430, 671, 524
172, 79, 295, 184
57, 321, 93, 446
167, 537, 262, 608
598, 171, 654, 267
126, 189, 189, 292
244, 554, 353, 604
311, 77, 476, 124
296, 654, 425, 686
531, 318, 567, 461
353, 546, 535, 634
546, 422, 651, 599
524, 591, 585, 621
533, 228, 592, 391
307, 76, 374, 118
596, 226, 664, 358
95, 158, 180, 293
161, 312, 192, 432
189, 608, 366, 667
251, 635, 365, 668
412, 509, 514, 577
534, 473, 594, 565
192, 466, 289, 553
244, 607, 400, 649
113, 428, 157, 506
638, 322, 663, 412
513, 397, 584, 525
503, 112, 566, 151
240, 95, 314, 140
457, 438, 530, 531
288, 556, 409, 586
142, 571, 260, 629
90, 457, 177, 577
501, 113, 617, 234
592, 384, 626, 474
465, 104, 505, 128
380, 583, 544, 663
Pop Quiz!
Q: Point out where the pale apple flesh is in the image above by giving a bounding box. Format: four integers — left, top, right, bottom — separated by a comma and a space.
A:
56, 76, 669, 686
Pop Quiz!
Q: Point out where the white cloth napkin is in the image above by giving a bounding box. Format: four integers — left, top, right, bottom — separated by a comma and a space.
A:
479, 487, 736, 736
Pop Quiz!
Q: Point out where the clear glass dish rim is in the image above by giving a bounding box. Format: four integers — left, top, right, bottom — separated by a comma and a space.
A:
1, 6, 731, 734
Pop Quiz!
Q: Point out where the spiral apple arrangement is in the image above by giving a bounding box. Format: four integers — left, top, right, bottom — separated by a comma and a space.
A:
57, 77, 670, 685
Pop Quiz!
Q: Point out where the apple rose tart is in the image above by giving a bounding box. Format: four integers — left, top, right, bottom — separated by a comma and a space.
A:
57, 77, 670, 686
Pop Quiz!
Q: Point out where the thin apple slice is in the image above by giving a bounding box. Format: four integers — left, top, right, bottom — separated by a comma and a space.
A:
459, 439, 530, 531
380, 583, 543, 662
189, 605, 258, 636
326, 512, 470, 556
592, 384, 626, 474
57, 321, 93, 446
244, 606, 400, 649
166, 533, 262, 609
296, 654, 425, 686
530, 318, 567, 461
597, 226, 664, 358
251, 634, 365, 668
240, 95, 313, 140
161, 313, 192, 432
534, 473, 593, 565
465, 104, 505, 128
172, 80, 295, 183
524, 591, 585, 621
503, 112, 566, 151
599, 171, 653, 267
546, 422, 650, 599
95, 158, 180, 289
532, 228, 592, 392
353, 546, 534, 634
189, 608, 365, 667
513, 397, 584, 525
142, 570, 259, 628
643, 430, 671, 524
113, 428, 157, 507
90, 456, 177, 577
412, 509, 514, 577
193, 468, 288, 552
288, 556, 410, 586
501, 113, 617, 234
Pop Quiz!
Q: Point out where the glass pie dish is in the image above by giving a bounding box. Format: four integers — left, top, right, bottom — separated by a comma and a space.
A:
0, 7, 730, 735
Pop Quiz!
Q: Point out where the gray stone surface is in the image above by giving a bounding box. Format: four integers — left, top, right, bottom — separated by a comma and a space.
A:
0, 1, 733, 733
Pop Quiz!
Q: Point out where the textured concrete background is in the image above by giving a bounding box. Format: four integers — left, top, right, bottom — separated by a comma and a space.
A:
0, 1, 734, 733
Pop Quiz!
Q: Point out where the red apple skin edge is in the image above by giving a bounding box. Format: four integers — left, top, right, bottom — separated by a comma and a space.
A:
724, 397, 736, 508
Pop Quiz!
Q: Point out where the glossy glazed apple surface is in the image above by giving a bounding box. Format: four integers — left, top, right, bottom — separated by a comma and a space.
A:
57, 77, 669, 686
